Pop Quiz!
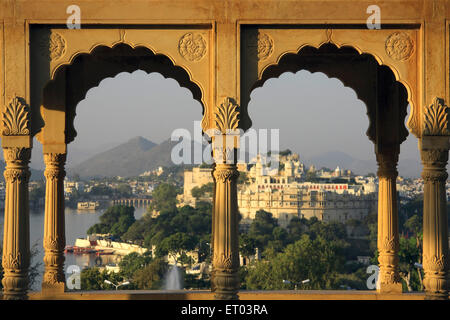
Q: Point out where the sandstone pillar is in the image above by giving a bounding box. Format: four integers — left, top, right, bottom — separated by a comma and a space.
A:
376, 149, 402, 293
42, 153, 67, 292
1, 147, 32, 300
420, 138, 449, 300
211, 163, 240, 300
210, 97, 241, 300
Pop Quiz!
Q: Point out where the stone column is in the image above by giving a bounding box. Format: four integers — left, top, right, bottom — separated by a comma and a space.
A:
1, 147, 32, 300
42, 153, 67, 292
420, 142, 449, 300
211, 162, 240, 300
210, 97, 241, 300
376, 149, 402, 293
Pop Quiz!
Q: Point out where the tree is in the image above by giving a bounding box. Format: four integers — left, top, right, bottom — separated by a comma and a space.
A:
404, 214, 422, 249
245, 235, 347, 290
87, 205, 135, 238
248, 210, 279, 252
116, 184, 132, 197
398, 236, 422, 291
157, 232, 196, 265
132, 258, 168, 289
286, 217, 307, 242
80, 267, 104, 290
118, 251, 154, 280
89, 184, 113, 196
239, 233, 256, 258
149, 183, 179, 213
191, 182, 214, 199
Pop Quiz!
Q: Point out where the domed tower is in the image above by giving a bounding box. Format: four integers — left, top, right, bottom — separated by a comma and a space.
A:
255, 155, 263, 177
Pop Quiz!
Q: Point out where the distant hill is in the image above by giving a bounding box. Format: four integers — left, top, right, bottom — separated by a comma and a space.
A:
68, 136, 210, 178
303, 150, 427, 178
68, 138, 431, 179
303, 150, 377, 175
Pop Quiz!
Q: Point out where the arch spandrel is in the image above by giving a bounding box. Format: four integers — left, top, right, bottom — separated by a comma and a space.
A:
33, 26, 213, 148
240, 27, 420, 138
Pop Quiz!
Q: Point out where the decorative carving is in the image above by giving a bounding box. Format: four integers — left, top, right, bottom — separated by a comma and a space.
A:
2, 97, 30, 136
247, 32, 274, 61
380, 270, 401, 285
213, 165, 240, 183
213, 252, 239, 272
43, 271, 63, 285
385, 32, 414, 61
4, 169, 31, 183
421, 149, 448, 164
44, 153, 66, 180
2, 252, 24, 270
44, 237, 63, 251
178, 33, 207, 62
423, 254, 447, 273
214, 253, 232, 270
44, 152, 67, 164
41, 32, 66, 60
422, 170, 449, 182
423, 97, 449, 136
3, 147, 31, 183
256, 33, 274, 60
420, 148, 449, 182
215, 97, 240, 134
382, 236, 396, 252
3, 147, 31, 163
376, 151, 399, 179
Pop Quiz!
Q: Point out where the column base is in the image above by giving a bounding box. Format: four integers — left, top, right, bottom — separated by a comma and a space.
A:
41, 281, 65, 294
377, 282, 403, 294
212, 271, 239, 300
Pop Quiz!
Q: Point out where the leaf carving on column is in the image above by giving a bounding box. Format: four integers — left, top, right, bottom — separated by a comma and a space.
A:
423, 97, 449, 136
3, 253, 24, 270
423, 254, 447, 273
2, 97, 30, 136
215, 97, 240, 134
383, 236, 396, 252
213, 252, 238, 272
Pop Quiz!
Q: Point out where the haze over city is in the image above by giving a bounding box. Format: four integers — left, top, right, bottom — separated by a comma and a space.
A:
12, 69, 428, 177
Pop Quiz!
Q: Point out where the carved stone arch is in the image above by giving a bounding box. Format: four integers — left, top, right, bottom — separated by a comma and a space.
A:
37, 42, 206, 145
242, 42, 409, 144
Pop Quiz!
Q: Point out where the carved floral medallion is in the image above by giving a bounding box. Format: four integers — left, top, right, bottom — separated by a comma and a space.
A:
247, 32, 274, 60
178, 33, 207, 62
385, 32, 414, 61
40, 32, 66, 60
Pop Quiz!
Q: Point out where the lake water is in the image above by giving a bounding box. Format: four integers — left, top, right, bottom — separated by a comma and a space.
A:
0, 205, 148, 291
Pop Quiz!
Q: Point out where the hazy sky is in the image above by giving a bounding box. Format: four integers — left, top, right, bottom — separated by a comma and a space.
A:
26, 68, 423, 176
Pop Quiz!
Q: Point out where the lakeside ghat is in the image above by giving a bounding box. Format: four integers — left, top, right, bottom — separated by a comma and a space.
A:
71, 234, 148, 256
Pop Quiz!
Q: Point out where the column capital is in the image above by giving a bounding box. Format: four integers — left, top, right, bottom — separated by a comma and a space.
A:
213, 164, 239, 183
43, 152, 66, 180
376, 150, 399, 179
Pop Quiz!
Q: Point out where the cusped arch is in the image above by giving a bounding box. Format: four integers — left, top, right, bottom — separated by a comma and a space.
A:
40, 42, 206, 145
242, 42, 409, 144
